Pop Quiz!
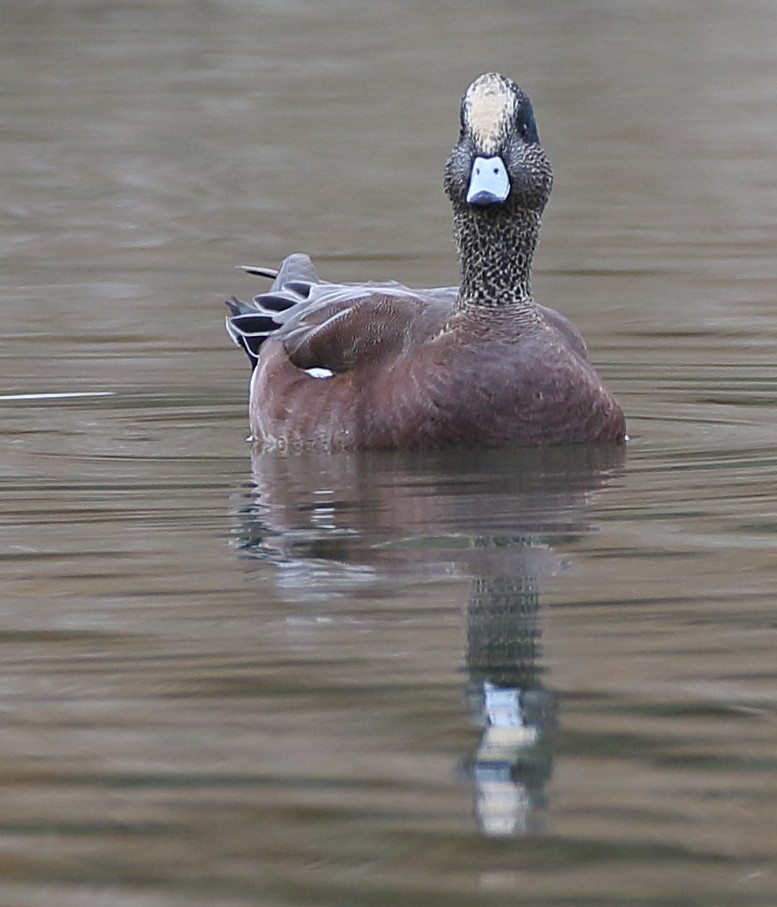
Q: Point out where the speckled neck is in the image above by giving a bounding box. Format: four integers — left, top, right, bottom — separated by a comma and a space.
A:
453, 205, 542, 315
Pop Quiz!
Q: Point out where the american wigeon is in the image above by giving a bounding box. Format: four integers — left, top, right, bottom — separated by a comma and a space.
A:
226, 72, 626, 450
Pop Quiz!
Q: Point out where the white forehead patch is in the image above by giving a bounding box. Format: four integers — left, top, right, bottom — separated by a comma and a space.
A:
465, 77, 515, 154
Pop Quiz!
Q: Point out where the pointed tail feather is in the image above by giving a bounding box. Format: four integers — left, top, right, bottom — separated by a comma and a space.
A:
225, 298, 283, 369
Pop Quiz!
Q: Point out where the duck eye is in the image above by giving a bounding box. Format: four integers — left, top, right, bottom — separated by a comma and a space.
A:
515, 103, 538, 144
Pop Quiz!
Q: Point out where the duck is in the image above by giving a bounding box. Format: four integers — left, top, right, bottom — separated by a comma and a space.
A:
225, 72, 626, 450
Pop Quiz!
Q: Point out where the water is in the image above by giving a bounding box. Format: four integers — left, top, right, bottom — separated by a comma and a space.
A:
2, 1, 777, 904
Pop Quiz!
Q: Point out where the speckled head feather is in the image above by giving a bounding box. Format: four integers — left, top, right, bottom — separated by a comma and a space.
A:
462, 72, 532, 154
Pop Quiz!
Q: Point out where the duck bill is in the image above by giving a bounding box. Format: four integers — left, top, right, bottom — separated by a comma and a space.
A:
466, 155, 511, 206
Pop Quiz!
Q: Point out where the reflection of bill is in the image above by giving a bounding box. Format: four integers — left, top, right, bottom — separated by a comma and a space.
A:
232, 444, 624, 836
476, 682, 542, 837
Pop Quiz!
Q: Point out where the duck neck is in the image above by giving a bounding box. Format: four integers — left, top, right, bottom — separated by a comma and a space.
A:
453, 205, 541, 314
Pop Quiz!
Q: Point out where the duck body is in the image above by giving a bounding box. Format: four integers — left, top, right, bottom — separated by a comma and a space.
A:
226, 73, 626, 451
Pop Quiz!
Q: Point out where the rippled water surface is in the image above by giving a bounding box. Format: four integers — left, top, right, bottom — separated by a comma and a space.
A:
2, 1, 777, 905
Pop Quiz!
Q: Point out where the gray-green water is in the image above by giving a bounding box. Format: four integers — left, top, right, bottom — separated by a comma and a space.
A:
2, 2, 776, 905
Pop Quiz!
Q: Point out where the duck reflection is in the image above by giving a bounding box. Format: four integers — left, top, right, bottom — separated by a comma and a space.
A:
464, 541, 554, 836
232, 444, 624, 837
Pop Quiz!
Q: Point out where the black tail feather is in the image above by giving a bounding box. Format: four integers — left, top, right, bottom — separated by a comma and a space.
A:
226, 255, 321, 370
239, 265, 278, 279
250, 292, 297, 313
225, 298, 283, 369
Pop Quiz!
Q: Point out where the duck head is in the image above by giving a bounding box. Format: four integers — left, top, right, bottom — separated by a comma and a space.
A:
444, 73, 553, 215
